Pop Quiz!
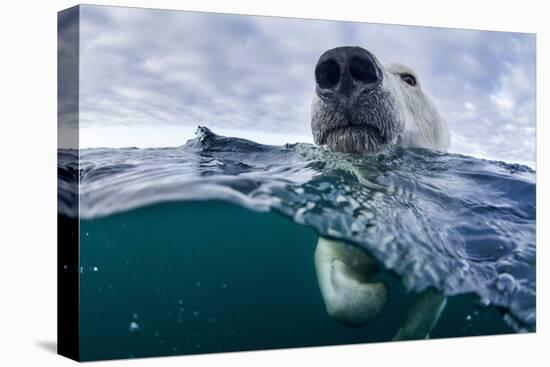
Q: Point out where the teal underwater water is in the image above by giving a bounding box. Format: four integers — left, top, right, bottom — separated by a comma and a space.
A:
79, 201, 513, 360
59, 127, 535, 360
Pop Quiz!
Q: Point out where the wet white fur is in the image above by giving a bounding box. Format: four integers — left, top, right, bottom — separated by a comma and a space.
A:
315, 237, 387, 326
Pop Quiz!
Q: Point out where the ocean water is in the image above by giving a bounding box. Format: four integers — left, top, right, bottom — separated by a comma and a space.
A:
59, 127, 536, 361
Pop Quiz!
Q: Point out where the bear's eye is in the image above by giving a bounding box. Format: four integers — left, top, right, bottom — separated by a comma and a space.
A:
401, 73, 417, 87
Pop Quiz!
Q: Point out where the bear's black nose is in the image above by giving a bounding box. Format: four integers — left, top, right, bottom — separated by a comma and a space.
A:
315, 46, 381, 95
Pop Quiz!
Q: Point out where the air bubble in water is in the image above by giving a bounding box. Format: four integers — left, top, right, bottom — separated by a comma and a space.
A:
129, 321, 140, 333
479, 297, 491, 307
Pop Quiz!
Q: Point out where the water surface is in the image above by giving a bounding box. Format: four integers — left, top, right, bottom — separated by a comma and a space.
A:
59, 127, 536, 360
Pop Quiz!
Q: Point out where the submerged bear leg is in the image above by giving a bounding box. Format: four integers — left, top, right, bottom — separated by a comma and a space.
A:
314, 237, 388, 327
393, 288, 447, 340
314, 237, 446, 338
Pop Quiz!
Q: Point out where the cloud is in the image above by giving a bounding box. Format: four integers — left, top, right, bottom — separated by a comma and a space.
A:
78, 5, 536, 166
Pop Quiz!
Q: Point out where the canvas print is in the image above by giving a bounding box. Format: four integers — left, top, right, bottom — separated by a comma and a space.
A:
57, 5, 536, 362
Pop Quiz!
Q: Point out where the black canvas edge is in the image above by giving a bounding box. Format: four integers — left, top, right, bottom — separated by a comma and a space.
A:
57, 5, 81, 361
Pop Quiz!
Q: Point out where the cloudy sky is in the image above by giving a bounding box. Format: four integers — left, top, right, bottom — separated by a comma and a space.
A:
75, 5, 536, 167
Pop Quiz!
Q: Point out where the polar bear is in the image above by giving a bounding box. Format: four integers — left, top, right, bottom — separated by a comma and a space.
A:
311, 46, 450, 340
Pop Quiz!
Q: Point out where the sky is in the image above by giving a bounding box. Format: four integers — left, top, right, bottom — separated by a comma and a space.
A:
73, 5, 536, 167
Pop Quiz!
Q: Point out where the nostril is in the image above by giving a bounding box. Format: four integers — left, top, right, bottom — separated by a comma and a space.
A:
349, 56, 378, 84
315, 59, 340, 89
